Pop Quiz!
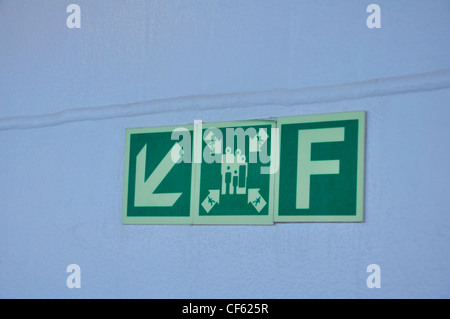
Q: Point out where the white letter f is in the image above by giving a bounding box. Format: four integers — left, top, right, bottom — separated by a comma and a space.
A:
296, 128, 345, 209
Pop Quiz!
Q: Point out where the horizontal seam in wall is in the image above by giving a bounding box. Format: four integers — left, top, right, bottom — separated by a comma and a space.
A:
1, 69, 450, 131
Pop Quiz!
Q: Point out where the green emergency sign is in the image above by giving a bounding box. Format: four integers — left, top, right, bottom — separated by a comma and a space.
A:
122, 111, 365, 224
122, 125, 195, 224
274, 111, 365, 222
192, 121, 275, 225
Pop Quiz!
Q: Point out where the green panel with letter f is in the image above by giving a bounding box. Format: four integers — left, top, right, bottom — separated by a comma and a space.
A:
122, 125, 195, 224
274, 112, 365, 222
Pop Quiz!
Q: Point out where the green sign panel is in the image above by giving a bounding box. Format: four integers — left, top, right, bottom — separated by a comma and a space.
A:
192, 121, 275, 225
274, 112, 365, 222
123, 121, 276, 224
122, 125, 195, 224
122, 112, 365, 224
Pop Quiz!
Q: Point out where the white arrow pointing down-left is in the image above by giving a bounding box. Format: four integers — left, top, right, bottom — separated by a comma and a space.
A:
134, 143, 182, 207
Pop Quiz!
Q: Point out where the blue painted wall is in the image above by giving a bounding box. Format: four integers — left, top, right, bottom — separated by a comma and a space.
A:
0, 0, 449, 298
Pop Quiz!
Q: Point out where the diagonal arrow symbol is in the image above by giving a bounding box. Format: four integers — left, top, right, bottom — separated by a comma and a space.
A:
201, 189, 220, 213
205, 131, 222, 154
250, 128, 269, 152
248, 188, 267, 213
134, 143, 183, 207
